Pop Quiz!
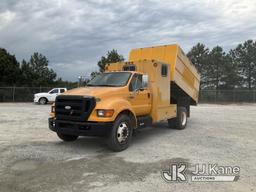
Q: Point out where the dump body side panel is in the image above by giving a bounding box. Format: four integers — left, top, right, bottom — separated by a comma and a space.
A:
129, 44, 200, 104
175, 47, 200, 103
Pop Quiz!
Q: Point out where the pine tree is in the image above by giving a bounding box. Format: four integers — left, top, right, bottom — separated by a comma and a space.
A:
0, 48, 20, 86
97, 49, 124, 72
230, 40, 256, 89
187, 43, 210, 89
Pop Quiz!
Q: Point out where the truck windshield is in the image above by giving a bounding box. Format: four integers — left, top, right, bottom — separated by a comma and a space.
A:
87, 72, 131, 87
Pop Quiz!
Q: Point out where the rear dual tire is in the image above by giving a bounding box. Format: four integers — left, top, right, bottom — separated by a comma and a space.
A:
168, 107, 187, 130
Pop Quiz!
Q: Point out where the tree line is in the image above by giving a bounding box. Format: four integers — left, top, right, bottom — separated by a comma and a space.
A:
187, 40, 256, 90
0, 49, 75, 87
1, 39, 256, 89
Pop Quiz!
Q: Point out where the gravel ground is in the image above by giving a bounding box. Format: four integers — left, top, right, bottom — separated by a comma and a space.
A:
0, 103, 255, 192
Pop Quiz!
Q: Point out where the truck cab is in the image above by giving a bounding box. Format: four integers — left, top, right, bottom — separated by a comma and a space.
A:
49, 44, 200, 151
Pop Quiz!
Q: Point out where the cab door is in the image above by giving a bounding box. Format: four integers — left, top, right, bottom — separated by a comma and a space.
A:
128, 74, 151, 116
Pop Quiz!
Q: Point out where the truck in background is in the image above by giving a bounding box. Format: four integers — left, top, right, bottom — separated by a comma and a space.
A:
49, 44, 200, 151
34, 88, 67, 104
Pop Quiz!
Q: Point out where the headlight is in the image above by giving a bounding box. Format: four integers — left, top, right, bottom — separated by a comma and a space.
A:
97, 109, 114, 117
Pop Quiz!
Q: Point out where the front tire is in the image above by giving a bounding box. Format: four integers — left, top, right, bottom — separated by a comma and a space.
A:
107, 114, 133, 152
57, 132, 78, 142
168, 107, 187, 130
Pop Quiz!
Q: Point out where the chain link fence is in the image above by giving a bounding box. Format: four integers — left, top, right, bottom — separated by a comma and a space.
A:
0, 87, 256, 103
199, 89, 256, 103
0, 87, 54, 102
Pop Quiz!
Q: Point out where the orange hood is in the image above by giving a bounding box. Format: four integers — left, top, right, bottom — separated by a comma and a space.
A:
62, 87, 125, 98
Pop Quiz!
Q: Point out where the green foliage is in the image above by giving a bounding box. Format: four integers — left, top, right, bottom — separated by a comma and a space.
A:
208, 46, 240, 89
0, 48, 20, 86
188, 44, 241, 90
208, 46, 224, 89
20, 59, 32, 85
187, 43, 210, 88
54, 77, 77, 88
20, 53, 57, 86
97, 49, 124, 72
0, 49, 64, 87
221, 54, 240, 89
230, 40, 256, 89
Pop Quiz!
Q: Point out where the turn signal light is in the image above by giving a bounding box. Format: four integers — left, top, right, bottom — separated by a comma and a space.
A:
97, 109, 114, 117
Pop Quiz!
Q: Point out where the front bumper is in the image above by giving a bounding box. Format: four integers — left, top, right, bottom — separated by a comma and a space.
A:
49, 117, 113, 137
34, 97, 39, 103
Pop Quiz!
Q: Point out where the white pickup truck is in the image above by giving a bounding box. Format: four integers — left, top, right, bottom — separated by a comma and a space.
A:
34, 88, 67, 104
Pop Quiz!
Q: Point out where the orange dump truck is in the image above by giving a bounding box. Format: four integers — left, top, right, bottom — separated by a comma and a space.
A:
49, 44, 200, 151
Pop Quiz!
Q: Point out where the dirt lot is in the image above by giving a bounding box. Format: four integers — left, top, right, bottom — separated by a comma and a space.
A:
0, 103, 255, 192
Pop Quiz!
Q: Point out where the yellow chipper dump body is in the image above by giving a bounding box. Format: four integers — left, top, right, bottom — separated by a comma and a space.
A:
106, 44, 200, 105
129, 44, 200, 104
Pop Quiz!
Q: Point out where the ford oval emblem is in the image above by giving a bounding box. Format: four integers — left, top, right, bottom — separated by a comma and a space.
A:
65, 106, 71, 110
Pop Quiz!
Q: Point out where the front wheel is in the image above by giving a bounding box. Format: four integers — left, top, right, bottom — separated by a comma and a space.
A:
57, 132, 78, 142
39, 97, 47, 105
168, 107, 187, 130
106, 114, 133, 152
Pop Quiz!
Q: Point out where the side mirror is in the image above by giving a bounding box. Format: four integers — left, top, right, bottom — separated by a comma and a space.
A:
142, 74, 149, 88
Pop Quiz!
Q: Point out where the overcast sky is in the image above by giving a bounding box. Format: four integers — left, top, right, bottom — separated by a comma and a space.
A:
0, 0, 256, 81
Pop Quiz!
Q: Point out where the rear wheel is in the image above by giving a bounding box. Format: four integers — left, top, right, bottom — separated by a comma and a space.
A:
107, 114, 133, 152
168, 107, 187, 130
39, 97, 47, 105
57, 132, 78, 142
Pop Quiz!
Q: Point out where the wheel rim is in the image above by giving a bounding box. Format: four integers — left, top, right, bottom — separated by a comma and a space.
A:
181, 111, 187, 126
40, 98, 45, 104
117, 122, 129, 143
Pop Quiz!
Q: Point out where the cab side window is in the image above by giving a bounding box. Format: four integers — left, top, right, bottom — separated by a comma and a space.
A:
129, 74, 143, 92
60, 89, 65, 93
49, 89, 58, 94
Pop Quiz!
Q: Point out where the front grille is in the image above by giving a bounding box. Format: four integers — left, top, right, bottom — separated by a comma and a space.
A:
55, 95, 96, 121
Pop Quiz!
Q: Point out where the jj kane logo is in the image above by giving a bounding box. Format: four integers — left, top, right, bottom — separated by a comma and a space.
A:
162, 163, 240, 182
162, 163, 187, 182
